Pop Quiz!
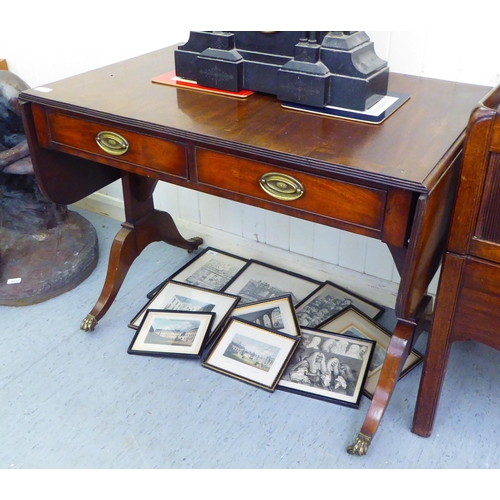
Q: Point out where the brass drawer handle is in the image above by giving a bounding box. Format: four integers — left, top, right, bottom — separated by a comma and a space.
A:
259, 172, 305, 201
95, 131, 129, 156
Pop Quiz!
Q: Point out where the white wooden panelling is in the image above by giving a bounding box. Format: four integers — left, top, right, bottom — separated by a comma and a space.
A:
421, 32, 462, 82
99, 180, 123, 201
265, 211, 290, 251
455, 31, 500, 86
73, 191, 125, 221
177, 186, 199, 223
153, 182, 179, 218
198, 192, 221, 231
387, 32, 428, 76
428, 267, 440, 295
392, 261, 402, 285
312, 224, 340, 265
220, 198, 243, 236
241, 205, 267, 244
289, 218, 315, 258
365, 238, 395, 282
338, 231, 368, 274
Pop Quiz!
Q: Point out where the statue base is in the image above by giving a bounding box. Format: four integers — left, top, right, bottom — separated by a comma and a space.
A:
0, 210, 98, 306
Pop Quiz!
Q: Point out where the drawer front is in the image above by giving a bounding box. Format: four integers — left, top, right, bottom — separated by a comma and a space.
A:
35, 107, 187, 178
453, 256, 500, 347
196, 148, 386, 232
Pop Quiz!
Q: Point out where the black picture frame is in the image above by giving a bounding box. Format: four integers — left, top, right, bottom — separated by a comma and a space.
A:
222, 260, 322, 306
318, 306, 424, 398
277, 327, 375, 408
231, 295, 301, 337
146, 247, 249, 299
128, 309, 216, 358
130, 281, 240, 342
202, 318, 300, 392
295, 280, 384, 328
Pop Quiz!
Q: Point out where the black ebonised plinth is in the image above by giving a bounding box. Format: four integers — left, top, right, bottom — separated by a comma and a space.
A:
174, 31, 389, 111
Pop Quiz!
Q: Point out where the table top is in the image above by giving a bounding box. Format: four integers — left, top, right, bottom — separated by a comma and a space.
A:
21, 45, 491, 193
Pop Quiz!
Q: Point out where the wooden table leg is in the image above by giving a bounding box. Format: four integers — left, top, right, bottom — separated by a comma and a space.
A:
411, 329, 452, 437
347, 161, 459, 454
346, 295, 431, 456
81, 173, 202, 331
80, 211, 202, 331
81, 222, 138, 331
411, 254, 461, 437
346, 319, 416, 455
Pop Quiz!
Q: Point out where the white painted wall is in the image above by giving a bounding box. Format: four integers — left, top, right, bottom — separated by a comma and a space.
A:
3, 15, 499, 307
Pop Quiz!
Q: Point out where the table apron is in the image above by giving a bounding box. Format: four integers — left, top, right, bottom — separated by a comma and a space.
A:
29, 103, 414, 249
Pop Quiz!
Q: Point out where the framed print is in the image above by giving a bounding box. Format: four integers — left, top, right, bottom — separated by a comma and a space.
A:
130, 281, 240, 341
318, 306, 424, 398
295, 280, 384, 328
278, 327, 375, 408
202, 318, 300, 391
222, 260, 321, 306
232, 295, 300, 337
147, 247, 249, 299
128, 309, 215, 358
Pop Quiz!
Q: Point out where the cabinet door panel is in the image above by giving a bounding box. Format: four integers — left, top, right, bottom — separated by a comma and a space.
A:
470, 152, 500, 262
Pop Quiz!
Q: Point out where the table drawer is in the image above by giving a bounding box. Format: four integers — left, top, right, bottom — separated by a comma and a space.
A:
33, 105, 187, 178
196, 148, 386, 233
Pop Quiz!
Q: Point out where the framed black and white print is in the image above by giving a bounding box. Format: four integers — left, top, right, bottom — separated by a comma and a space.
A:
232, 295, 300, 336
278, 327, 375, 408
295, 280, 384, 328
129, 281, 240, 341
202, 318, 300, 391
147, 247, 249, 299
318, 306, 424, 398
222, 260, 321, 306
128, 309, 215, 358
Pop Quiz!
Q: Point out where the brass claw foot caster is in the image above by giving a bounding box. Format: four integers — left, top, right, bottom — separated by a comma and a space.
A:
80, 314, 98, 332
346, 432, 372, 456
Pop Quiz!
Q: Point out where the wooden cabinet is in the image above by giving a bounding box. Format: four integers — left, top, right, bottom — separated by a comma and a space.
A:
412, 83, 500, 438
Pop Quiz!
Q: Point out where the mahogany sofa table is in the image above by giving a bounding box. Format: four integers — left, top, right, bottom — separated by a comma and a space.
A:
19, 45, 490, 455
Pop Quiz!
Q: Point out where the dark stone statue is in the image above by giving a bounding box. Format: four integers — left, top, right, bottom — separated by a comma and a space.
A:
1, 71, 31, 173
0, 70, 98, 306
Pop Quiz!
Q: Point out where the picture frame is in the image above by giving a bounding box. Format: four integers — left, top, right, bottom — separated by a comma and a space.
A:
128, 309, 215, 358
129, 281, 240, 342
202, 318, 300, 391
231, 295, 301, 337
295, 280, 384, 328
146, 247, 249, 299
318, 306, 424, 398
222, 260, 321, 306
278, 327, 375, 408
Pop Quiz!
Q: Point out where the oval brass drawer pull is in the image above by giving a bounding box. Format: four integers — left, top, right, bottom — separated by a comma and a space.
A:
259, 172, 305, 201
95, 131, 129, 156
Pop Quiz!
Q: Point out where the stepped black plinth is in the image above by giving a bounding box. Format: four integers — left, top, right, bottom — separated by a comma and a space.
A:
174, 31, 389, 111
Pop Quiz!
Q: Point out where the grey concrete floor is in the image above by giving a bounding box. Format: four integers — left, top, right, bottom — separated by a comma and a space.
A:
1, 207, 500, 470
